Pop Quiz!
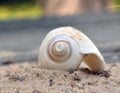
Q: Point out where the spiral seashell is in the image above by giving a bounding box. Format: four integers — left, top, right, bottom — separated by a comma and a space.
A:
38, 26, 105, 72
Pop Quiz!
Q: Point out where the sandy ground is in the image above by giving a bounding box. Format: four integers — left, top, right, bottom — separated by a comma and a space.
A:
0, 62, 120, 93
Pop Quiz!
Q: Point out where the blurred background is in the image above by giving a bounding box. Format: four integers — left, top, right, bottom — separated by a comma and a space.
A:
0, 0, 120, 65
0, 0, 120, 20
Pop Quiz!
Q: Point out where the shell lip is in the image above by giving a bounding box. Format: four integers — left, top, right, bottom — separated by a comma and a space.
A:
81, 52, 105, 72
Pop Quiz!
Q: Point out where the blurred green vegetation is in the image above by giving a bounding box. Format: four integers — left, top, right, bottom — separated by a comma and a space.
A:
0, 0, 120, 21
114, 0, 120, 10
0, 0, 43, 21
115, 0, 120, 4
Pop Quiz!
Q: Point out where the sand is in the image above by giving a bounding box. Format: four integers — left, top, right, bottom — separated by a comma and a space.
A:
0, 62, 119, 93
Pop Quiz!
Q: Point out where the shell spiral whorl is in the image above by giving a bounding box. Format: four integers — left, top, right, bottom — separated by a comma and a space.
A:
39, 33, 83, 70
48, 40, 71, 62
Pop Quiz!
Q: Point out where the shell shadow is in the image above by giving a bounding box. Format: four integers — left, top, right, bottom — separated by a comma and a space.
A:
79, 68, 111, 78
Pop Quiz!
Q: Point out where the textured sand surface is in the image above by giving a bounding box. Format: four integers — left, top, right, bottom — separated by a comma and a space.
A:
0, 63, 120, 93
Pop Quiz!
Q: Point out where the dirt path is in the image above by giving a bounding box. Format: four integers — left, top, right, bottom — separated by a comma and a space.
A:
0, 63, 120, 93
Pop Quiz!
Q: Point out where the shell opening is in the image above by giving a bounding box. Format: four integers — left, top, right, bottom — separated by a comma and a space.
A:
83, 54, 105, 72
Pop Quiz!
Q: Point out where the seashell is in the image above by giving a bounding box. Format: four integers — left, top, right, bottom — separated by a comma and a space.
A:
38, 26, 105, 72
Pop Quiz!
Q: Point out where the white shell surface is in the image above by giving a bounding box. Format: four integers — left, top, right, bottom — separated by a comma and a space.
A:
38, 26, 105, 72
